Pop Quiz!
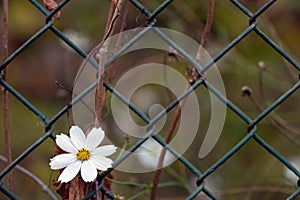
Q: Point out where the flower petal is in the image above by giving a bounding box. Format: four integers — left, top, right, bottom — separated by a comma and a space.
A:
89, 155, 113, 171
56, 134, 78, 153
92, 145, 117, 157
86, 127, 104, 150
49, 153, 77, 170
81, 160, 97, 182
70, 126, 86, 149
58, 160, 81, 183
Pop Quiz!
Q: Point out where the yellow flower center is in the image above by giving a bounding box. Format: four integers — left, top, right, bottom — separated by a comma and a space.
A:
77, 148, 90, 161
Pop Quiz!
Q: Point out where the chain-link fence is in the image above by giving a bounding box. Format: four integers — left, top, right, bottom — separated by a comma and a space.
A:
1, 0, 300, 199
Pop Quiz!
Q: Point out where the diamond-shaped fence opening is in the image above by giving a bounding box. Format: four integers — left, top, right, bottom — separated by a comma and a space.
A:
1, 0, 300, 199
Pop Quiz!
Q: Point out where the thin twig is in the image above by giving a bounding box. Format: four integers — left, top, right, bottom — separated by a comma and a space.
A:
104, 1, 117, 38
1, 0, 13, 192
108, 0, 130, 81
150, 1, 215, 199
196, 0, 215, 63
150, 90, 189, 200
196, 185, 294, 198
248, 91, 300, 143
55, 81, 95, 119
95, 180, 99, 200
54, 81, 73, 128
242, 86, 300, 147
256, 4, 298, 83
257, 66, 300, 136
0, 155, 58, 200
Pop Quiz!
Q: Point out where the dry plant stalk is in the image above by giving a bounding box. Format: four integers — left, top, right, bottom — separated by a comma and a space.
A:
1, 0, 13, 192
94, 1, 128, 198
242, 83, 300, 147
150, 1, 215, 199
49, 1, 124, 199
95, 0, 121, 128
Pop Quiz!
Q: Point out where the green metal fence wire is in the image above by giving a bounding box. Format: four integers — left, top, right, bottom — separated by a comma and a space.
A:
1, 0, 300, 199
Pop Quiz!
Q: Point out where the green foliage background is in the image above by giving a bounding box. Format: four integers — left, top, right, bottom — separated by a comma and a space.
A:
1, 0, 300, 199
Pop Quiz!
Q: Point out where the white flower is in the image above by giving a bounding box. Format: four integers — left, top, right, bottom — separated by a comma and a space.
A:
49, 126, 117, 183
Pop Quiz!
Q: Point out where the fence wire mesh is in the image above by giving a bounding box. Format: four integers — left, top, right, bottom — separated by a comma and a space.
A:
1, 0, 300, 199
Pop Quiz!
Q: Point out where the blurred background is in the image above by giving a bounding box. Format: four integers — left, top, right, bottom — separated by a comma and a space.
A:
1, 0, 300, 199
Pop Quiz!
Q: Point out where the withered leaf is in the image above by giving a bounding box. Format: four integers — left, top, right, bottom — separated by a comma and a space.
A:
43, 0, 61, 19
